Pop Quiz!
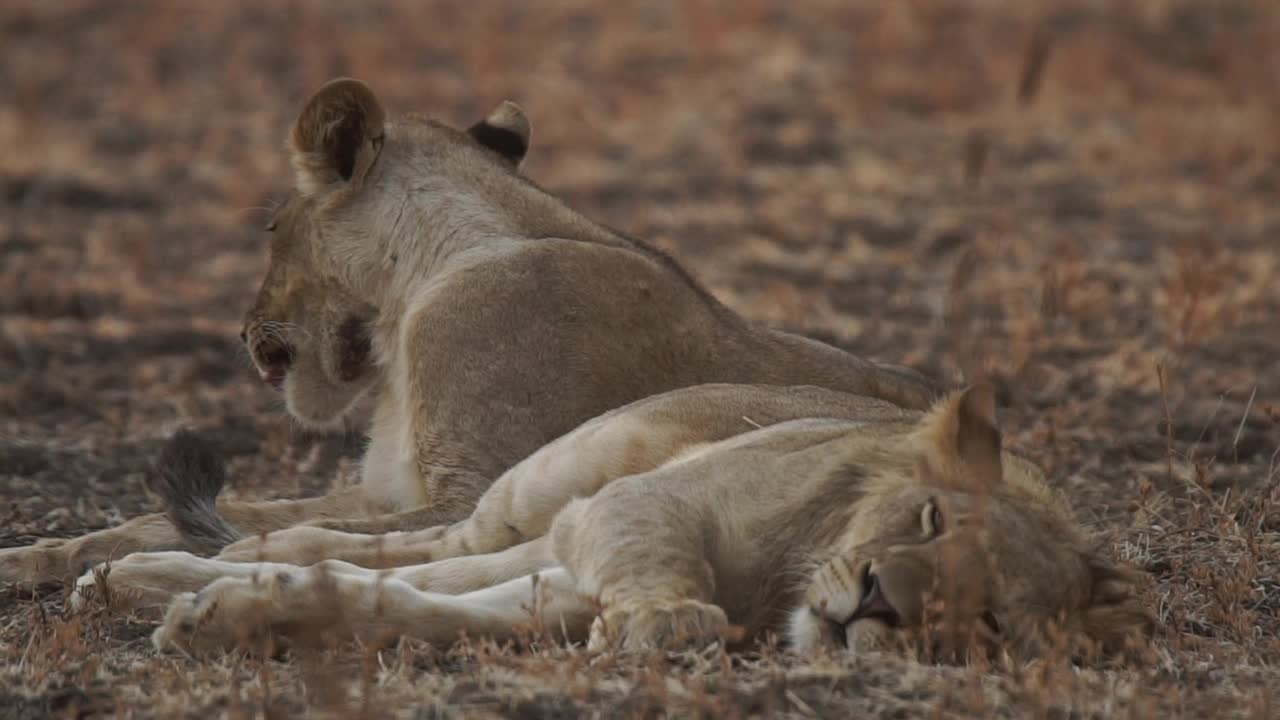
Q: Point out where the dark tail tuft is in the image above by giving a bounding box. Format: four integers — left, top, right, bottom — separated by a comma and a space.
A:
149, 429, 243, 554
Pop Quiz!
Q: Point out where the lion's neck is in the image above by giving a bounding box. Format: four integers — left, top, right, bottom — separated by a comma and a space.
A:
351, 170, 634, 371
355, 172, 625, 315
719, 449, 871, 636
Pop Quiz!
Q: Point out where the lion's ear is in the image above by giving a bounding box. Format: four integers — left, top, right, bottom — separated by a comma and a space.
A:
1079, 557, 1155, 655
289, 78, 386, 196
467, 100, 530, 167
917, 383, 1003, 488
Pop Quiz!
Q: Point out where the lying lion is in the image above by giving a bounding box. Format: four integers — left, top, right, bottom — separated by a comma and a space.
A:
77, 383, 1152, 660
1, 79, 936, 585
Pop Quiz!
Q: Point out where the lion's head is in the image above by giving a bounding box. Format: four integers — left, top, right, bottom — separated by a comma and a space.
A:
789, 385, 1153, 661
240, 196, 379, 429
242, 79, 534, 428
274, 78, 534, 302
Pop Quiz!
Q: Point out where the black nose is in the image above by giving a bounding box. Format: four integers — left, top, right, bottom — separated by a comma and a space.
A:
239, 329, 248, 344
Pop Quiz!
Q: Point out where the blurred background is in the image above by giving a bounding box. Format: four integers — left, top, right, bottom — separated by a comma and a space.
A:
1, 1, 1277, 715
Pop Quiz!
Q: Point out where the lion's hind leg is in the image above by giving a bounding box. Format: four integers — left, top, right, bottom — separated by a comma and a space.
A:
70, 552, 310, 612
0, 514, 187, 587
213, 524, 446, 566
385, 535, 557, 594
75, 533, 556, 617
152, 565, 593, 655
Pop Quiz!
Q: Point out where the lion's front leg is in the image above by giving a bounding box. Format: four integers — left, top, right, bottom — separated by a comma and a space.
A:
555, 491, 732, 653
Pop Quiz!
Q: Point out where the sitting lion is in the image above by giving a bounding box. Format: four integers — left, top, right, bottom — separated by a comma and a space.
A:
88, 383, 1151, 660
0, 78, 937, 585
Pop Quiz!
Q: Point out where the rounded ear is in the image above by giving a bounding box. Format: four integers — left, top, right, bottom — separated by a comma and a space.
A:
466, 100, 530, 167
954, 382, 1001, 481
917, 382, 1003, 487
1080, 558, 1155, 655
289, 78, 386, 196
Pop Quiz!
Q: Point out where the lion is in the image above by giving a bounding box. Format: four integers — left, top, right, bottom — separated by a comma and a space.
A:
0, 78, 937, 586
135, 383, 1152, 660
71, 383, 918, 607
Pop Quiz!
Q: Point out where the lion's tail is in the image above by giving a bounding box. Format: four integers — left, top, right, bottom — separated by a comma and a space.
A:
150, 429, 244, 553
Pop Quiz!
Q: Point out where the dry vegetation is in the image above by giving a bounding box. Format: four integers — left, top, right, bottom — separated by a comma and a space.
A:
2, 0, 1278, 717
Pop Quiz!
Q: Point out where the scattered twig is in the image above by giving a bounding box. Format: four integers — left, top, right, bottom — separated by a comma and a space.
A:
1232, 385, 1257, 464
1017, 26, 1053, 105
1156, 360, 1174, 484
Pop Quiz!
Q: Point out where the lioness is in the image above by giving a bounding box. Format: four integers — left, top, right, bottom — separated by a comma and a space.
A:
0, 79, 938, 586
137, 383, 1152, 660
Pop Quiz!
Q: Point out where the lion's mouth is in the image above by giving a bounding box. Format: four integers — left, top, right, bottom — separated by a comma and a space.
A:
813, 564, 904, 650
248, 340, 293, 390
849, 564, 902, 629
260, 367, 287, 390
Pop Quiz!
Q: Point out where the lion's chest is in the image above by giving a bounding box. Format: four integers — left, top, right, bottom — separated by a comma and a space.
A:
358, 394, 426, 512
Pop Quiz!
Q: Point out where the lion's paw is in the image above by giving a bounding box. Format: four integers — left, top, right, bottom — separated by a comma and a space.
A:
70, 552, 203, 613
151, 571, 297, 655
589, 598, 731, 652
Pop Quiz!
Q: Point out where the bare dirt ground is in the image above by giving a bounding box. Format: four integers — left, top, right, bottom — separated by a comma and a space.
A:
1, 1, 1278, 717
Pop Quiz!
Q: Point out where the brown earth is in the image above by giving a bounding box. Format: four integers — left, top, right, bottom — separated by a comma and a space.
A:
1, 1, 1278, 717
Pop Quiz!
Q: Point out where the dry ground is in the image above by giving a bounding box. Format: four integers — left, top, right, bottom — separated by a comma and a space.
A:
2, 1, 1278, 717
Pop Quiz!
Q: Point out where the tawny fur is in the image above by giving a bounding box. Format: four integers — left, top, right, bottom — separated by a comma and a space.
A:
71, 384, 909, 607
1, 78, 937, 585
82, 384, 1151, 660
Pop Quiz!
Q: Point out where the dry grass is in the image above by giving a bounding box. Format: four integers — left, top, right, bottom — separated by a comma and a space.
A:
1, 0, 1278, 717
